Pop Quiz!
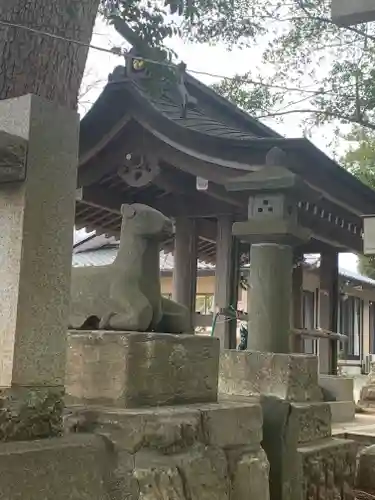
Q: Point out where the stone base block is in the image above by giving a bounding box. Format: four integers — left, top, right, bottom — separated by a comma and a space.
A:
219, 350, 323, 401
0, 435, 107, 500
359, 383, 375, 408
319, 375, 354, 402
260, 395, 357, 500
65, 399, 269, 500
298, 438, 358, 500
356, 444, 375, 493
328, 401, 355, 424
0, 386, 64, 441
66, 331, 219, 408
65, 399, 263, 452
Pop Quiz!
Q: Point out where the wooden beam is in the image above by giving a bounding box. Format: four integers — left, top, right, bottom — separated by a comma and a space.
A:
172, 218, 198, 319
214, 216, 240, 349
292, 249, 304, 353
298, 210, 362, 253
319, 252, 339, 375
77, 185, 239, 219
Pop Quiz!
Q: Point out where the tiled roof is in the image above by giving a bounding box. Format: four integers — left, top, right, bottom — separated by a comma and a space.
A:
72, 241, 375, 288
72, 244, 215, 271
130, 79, 258, 141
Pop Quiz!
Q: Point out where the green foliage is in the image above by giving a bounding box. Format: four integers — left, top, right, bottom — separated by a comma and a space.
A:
99, 0, 375, 131
100, 0, 266, 52
342, 127, 375, 278
208, 0, 375, 130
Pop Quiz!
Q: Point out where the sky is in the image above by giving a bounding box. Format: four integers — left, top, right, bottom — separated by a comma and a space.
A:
77, 17, 359, 272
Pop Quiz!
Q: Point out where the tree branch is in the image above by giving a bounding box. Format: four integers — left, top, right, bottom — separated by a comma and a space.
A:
258, 108, 375, 131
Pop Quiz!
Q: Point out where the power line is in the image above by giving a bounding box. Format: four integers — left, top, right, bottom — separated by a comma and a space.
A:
0, 17, 353, 97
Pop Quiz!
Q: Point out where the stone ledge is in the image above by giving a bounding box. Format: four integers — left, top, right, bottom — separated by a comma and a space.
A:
65, 400, 263, 453
65, 401, 269, 500
66, 331, 219, 408
0, 434, 107, 500
0, 386, 64, 441
219, 350, 323, 402
328, 401, 355, 424
356, 444, 375, 492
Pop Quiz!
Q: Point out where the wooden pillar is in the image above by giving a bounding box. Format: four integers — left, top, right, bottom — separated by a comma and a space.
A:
291, 250, 304, 353
214, 216, 240, 349
247, 243, 293, 353
172, 217, 198, 319
319, 251, 339, 375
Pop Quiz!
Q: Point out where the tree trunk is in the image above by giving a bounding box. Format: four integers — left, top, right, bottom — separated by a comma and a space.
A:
0, 0, 101, 109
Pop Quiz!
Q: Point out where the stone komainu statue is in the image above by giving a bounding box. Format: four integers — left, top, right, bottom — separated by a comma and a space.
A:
69, 203, 193, 334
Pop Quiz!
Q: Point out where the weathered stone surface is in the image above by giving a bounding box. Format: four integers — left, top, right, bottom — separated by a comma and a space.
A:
66, 406, 203, 454
69, 203, 191, 334
0, 387, 64, 441
65, 400, 262, 453
319, 375, 354, 402
0, 95, 79, 388
0, 129, 27, 182
328, 401, 355, 424
66, 332, 219, 408
356, 444, 375, 493
0, 434, 108, 500
174, 445, 229, 500
200, 401, 262, 448
63, 400, 270, 500
260, 395, 357, 500
288, 402, 331, 445
358, 362, 375, 408
107, 449, 139, 500
298, 438, 358, 500
133, 446, 230, 500
247, 243, 293, 353
231, 449, 269, 500
219, 350, 323, 402
134, 457, 185, 499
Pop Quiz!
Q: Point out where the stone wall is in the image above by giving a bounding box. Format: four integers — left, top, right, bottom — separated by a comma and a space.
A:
65, 400, 269, 500
219, 350, 358, 500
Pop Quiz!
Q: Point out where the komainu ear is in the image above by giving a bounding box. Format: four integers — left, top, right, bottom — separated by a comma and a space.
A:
121, 204, 136, 219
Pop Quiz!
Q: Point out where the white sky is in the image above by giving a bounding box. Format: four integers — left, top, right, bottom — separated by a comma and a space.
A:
78, 17, 359, 272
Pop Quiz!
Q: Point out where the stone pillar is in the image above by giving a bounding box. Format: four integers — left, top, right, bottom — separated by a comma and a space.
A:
0, 95, 79, 439
172, 217, 198, 318
247, 243, 293, 353
319, 252, 339, 375
214, 215, 240, 349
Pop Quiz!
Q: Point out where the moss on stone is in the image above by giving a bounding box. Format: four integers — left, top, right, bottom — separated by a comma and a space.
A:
0, 387, 64, 441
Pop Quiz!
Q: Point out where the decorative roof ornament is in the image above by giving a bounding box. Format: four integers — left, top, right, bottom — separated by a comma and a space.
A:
176, 62, 197, 118
118, 152, 160, 187
108, 16, 198, 118
265, 146, 288, 167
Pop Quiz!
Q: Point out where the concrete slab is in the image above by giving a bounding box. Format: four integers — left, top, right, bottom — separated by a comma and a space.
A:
328, 401, 355, 424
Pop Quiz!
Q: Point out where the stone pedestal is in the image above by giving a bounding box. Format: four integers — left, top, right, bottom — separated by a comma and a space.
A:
66, 331, 220, 407
0, 95, 79, 439
65, 331, 270, 500
319, 375, 355, 424
359, 362, 375, 409
219, 350, 358, 500
0, 435, 107, 500
219, 350, 324, 401
356, 444, 375, 495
